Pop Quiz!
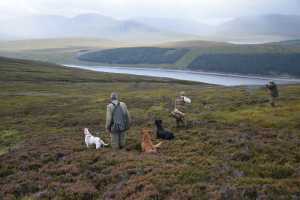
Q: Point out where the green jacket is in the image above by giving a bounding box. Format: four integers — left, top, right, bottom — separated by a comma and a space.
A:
105, 100, 130, 131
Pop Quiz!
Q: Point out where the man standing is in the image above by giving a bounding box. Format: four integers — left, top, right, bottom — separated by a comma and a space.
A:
171, 91, 191, 127
266, 81, 279, 107
106, 92, 130, 149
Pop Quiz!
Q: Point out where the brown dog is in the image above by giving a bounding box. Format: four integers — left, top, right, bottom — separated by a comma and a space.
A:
141, 128, 162, 153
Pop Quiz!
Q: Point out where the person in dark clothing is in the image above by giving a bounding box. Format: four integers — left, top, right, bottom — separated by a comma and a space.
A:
266, 81, 279, 107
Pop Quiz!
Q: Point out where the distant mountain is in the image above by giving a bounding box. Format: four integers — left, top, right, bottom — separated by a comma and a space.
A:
217, 14, 300, 41
1, 13, 300, 44
134, 14, 300, 43
271, 39, 300, 46
134, 18, 213, 36
0, 14, 198, 43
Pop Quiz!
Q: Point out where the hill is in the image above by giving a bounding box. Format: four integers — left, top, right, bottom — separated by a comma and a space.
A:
218, 14, 300, 40
158, 40, 233, 49
78, 47, 189, 65
187, 53, 300, 76
133, 14, 300, 43
1, 38, 300, 76
76, 40, 300, 76
133, 17, 213, 36
1, 57, 300, 199
0, 14, 198, 43
0, 38, 132, 51
2, 14, 300, 43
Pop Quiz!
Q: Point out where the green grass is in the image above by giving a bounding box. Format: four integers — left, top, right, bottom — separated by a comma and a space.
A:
0, 57, 300, 199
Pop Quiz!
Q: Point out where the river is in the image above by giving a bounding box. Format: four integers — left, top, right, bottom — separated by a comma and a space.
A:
65, 65, 300, 86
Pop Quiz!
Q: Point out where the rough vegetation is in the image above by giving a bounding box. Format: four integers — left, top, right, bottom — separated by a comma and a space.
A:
78, 47, 189, 65
0, 57, 300, 199
188, 53, 300, 76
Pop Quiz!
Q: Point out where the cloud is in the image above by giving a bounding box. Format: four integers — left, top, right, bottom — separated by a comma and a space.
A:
0, 0, 299, 20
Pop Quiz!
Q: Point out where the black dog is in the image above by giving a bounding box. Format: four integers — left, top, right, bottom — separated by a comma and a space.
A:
155, 119, 175, 140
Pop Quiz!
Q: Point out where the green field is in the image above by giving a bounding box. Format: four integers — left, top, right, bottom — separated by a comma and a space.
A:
0, 57, 300, 199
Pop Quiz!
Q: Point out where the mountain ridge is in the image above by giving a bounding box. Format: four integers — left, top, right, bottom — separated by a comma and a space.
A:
1, 13, 300, 43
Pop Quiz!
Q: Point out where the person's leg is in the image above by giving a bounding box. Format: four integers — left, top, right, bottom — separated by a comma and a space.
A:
179, 115, 185, 127
119, 132, 127, 149
176, 118, 180, 127
110, 133, 120, 149
175, 113, 184, 128
182, 116, 187, 128
270, 96, 275, 107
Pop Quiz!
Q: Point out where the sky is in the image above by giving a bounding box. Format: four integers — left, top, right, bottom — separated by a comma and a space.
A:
0, 0, 300, 24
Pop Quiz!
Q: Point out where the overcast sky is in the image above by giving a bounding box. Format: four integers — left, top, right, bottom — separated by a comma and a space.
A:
1, 0, 299, 24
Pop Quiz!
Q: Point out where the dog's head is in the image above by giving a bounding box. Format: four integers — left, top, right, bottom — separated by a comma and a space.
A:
84, 128, 91, 136
141, 128, 153, 139
155, 119, 162, 126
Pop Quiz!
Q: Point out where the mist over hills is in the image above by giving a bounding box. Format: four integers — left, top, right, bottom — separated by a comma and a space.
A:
133, 18, 213, 36
216, 14, 300, 43
1, 13, 300, 43
0, 14, 198, 43
218, 14, 300, 36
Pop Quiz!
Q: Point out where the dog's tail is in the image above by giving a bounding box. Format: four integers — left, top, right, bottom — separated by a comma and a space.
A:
101, 140, 109, 146
154, 142, 162, 148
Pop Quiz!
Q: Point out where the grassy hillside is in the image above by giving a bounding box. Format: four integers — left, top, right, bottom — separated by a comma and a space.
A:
1, 38, 300, 76
0, 38, 132, 51
78, 47, 189, 65
188, 53, 300, 76
76, 40, 300, 76
0, 57, 300, 199
0, 38, 136, 67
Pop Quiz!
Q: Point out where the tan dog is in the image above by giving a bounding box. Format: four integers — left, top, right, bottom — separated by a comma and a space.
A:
141, 128, 162, 153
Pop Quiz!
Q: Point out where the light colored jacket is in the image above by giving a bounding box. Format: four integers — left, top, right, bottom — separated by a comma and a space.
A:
175, 96, 191, 113
105, 100, 130, 131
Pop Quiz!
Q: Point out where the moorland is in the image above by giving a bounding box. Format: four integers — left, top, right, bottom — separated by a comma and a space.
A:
0, 57, 300, 199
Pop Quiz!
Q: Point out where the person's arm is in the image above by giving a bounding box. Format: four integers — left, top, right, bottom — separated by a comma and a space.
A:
105, 105, 112, 132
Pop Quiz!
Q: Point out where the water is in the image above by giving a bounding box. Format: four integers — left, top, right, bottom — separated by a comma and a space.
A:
65, 65, 300, 86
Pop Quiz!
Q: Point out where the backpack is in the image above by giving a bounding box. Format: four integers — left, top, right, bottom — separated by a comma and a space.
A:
111, 102, 129, 132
